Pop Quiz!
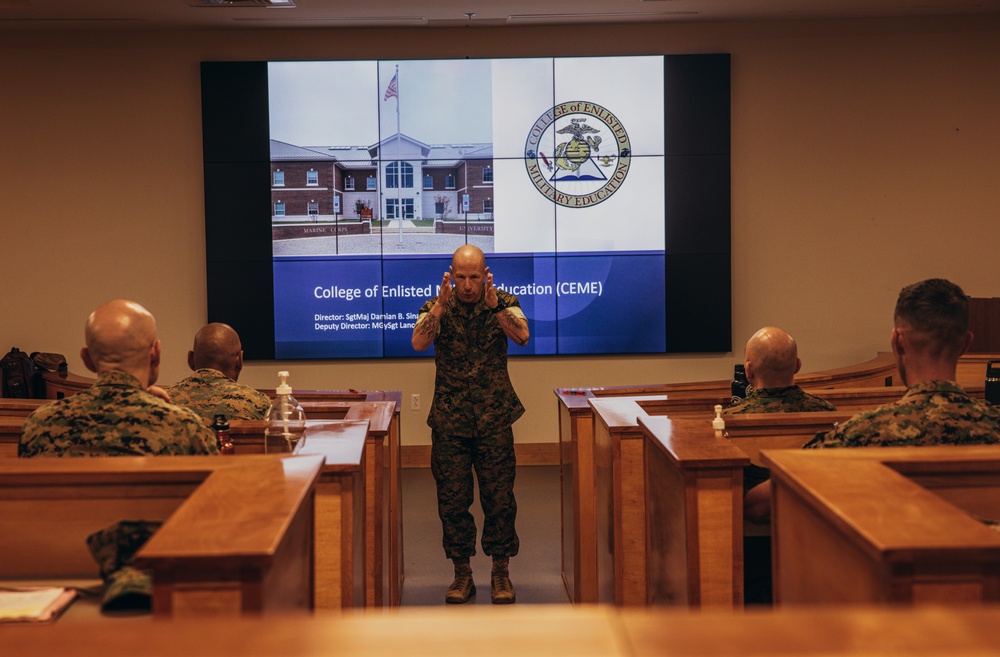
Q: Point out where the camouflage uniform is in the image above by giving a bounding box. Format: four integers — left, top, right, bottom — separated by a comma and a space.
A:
165, 368, 271, 421
723, 384, 837, 490
724, 385, 837, 415
419, 289, 524, 560
805, 380, 1000, 449
19, 371, 219, 457
86, 520, 163, 611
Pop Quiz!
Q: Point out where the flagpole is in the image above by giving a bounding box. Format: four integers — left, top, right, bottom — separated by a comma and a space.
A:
395, 65, 403, 245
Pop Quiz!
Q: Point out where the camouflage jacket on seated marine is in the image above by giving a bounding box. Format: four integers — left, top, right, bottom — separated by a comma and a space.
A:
805, 379, 1000, 449
165, 368, 272, 421
19, 370, 219, 457
725, 385, 836, 414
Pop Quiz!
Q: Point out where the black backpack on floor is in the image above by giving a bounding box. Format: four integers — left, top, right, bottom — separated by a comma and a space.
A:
1, 347, 36, 398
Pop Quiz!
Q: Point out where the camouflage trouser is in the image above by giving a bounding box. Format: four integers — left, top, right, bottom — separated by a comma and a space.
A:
431, 427, 519, 560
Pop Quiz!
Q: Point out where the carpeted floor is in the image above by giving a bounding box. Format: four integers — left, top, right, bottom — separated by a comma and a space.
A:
399, 465, 570, 606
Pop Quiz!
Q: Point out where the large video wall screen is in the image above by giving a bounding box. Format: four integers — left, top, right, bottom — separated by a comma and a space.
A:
201, 54, 731, 360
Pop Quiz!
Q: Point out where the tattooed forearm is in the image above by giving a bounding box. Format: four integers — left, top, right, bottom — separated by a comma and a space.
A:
498, 308, 525, 330
498, 309, 530, 346
412, 313, 441, 351
417, 315, 440, 339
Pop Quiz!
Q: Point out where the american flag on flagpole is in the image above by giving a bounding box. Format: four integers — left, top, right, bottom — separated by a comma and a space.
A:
383, 73, 398, 101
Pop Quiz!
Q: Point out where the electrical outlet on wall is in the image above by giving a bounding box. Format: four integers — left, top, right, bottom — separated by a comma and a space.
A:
410, 394, 421, 411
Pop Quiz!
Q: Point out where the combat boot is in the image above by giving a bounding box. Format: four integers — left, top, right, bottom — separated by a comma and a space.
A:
445, 558, 475, 604
490, 556, 516, 604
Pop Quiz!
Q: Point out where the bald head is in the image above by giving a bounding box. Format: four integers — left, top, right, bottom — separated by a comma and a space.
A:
449, 244, 488, 305
188, 323, 244, 381
81, 299, 161, 386
744, 326, 801, 389
451, 244, 486, 271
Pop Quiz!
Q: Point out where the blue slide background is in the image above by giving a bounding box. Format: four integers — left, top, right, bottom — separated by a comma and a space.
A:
274, 252, 666, 359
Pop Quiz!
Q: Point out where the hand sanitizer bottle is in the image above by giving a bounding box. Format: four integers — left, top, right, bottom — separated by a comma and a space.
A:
712, 404, 726, 433
264, 371, 306, 453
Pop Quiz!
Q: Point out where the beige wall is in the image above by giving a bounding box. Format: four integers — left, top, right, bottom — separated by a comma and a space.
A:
2, 16, 997, 447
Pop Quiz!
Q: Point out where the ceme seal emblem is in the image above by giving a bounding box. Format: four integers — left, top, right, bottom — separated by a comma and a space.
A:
524, 101, 631, 208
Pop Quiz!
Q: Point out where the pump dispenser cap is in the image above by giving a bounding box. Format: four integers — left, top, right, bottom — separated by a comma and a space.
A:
712, 404, 725, 431
276, 370, 293, 396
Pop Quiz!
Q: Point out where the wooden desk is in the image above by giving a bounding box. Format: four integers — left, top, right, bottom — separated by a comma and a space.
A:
0, 398, 46, 417
624, 383, 988, 424
556, 352, 900, 604
5, 607, 625, 656
591, 397, 651, 605
229, 402, 401, 608
0, 387, 402, 608
1, 416, 23, 457
561, 404, 852, 605
280, 393, 403, 606
0, 454, 325, 618
558, 393, 665, 604
763, 445, 1000, 605
633, 386, 907, 422
956, 353, 1000, 390
640, 415, 749, 608
38, 370, 94, 399
294, 421, 368, 609
620, 605, 1000, 657
720, 411, 856, 466
346, 399, 403, 608
590, 352, 899, 400
312, 395, 403, 607
11, 603, 1000, 656
557, 388, 599, 603
559, 395, 869, 605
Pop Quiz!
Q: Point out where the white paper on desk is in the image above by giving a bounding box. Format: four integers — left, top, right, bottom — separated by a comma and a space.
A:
0, 587, 74, 621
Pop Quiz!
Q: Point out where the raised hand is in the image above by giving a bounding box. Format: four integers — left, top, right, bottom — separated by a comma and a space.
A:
484, 267, 499, 309
437, 271, 453, 307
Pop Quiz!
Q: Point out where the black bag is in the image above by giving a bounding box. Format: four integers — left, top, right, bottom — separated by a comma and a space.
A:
1, 347, 36, 398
